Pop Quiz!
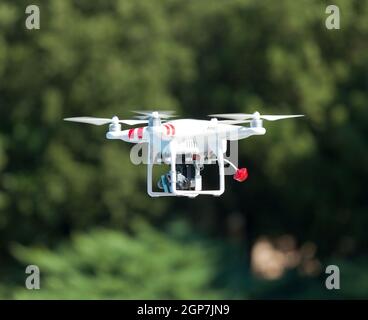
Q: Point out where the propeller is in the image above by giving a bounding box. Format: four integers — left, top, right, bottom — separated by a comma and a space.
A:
209, 111, 304, 121
132, 110, 176, 119
64, 116, 148, 126
218, 120, 252, 125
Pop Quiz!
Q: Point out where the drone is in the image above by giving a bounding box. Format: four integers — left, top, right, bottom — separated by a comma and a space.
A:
64, 111, 303, 198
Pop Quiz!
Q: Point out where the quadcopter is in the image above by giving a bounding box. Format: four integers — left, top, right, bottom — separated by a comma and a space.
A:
64, 111, 303, 198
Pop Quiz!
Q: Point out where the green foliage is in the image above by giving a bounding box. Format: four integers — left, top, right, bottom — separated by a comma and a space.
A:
11, 224, 223, 299
0, 0, 367, 299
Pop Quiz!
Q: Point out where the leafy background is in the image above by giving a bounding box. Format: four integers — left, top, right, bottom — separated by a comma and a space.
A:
0, 0, 367, 299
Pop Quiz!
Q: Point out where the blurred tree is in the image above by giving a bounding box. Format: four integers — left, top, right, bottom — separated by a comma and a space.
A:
10, 224, 222, 299
0, 0, 367, 299
0, 0, 193, 249
169, 0, 368, 257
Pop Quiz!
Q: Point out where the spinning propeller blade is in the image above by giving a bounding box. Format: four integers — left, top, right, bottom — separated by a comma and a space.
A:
218, 120, 252, 125
132, 110, 176, 119
209, 112, 304, 121
257, 115, 304, 121
64, 116, 148, 126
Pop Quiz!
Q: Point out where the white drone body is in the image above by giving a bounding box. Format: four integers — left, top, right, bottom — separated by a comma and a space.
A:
65, 111, 303, 198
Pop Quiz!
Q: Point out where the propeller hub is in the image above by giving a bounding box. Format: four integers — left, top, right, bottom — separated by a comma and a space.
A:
110, 116, 121, 132
251, 119, 263, 128
253, 111, 260, 119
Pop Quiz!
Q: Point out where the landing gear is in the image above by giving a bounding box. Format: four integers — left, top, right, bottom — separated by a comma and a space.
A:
148, 139, 225, 197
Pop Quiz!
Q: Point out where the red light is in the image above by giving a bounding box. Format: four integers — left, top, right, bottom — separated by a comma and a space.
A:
233, 168, 248, 182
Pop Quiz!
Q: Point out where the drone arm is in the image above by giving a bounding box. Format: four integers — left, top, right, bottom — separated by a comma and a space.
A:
230, 127, 266, 140
106, 131, 124, 140
106, 129, 148, 143
171, 136, 225, 197
170, 142, 177, 193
